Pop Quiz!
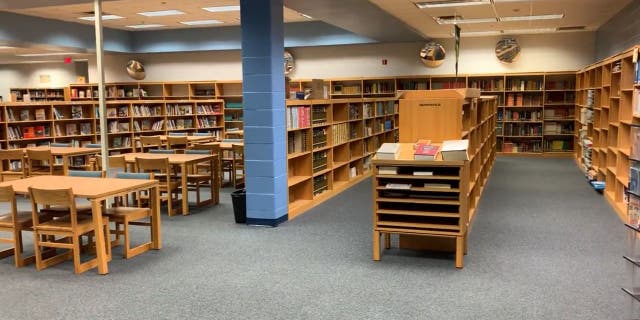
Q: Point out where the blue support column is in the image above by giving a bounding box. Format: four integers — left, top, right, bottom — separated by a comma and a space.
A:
240, 0, 288, 226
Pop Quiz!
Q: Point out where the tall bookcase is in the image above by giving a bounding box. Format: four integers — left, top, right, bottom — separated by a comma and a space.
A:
286, 97, 399, 219
372, 90, 497, 268
9, 87, 68, 102
575, 46, 637, 220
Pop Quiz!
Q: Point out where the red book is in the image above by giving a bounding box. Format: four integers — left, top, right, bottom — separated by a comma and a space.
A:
414, 144, 440, 160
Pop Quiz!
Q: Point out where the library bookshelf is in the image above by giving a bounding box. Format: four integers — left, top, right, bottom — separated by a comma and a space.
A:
9, 87, 69, 102
0, 99, 224, 153
574, 46, 638, 221
372, 90, 497, 268
286, 97, 399, 219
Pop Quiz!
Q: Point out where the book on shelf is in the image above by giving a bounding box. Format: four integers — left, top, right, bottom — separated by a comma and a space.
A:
19, 109, 30, 121
22, 127, 35, 139
413, 143, 439, 160
630, 163, 640, 196
66, 123, 77, 136
629, 194, 640, 227
106, 107, 117, 117
385, 183, 411, 190
634, 89, 640, 118
423, 183, 451, 189
35, 109, 46, 120
71, 106, 83, 119
34, 125, 45, 137
118, 122, 129, 132
377, 166, 398, 175
376, 143, 400, 160
441, 139, 469, 160
412, 170, 433, 176
80, 123, 91, 135
632, 126, 640, 160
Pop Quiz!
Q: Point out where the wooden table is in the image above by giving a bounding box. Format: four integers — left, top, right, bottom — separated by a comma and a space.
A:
199, 141, 244, 150
0, 175, 160, 275
26, 146, 100, 175
121, 153, 220, 215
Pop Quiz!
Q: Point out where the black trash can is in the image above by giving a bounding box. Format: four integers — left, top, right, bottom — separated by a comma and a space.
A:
231, 189, 247, 223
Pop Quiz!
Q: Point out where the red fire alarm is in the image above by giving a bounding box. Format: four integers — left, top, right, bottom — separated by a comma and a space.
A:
64, 56, 72, 64
382, 59, 388, 65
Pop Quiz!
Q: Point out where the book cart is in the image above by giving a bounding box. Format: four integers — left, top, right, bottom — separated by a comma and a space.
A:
372, 89, 497, 268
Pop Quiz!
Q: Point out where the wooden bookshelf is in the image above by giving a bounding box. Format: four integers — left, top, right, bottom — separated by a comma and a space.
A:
286, 97, 399, 219
575, 46, 638, 221
0, 99, 224, 153
9, 87, 68, 102
373, 90, 497, 268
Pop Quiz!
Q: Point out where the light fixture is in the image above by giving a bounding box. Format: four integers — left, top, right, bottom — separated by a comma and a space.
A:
435, 17, 497, 24
500, 14, 564, 22
16, 52, 81, 57
0, 46, 16, 50
456, 30, 501, 37
502, 28, 556, 34
78, 14, 124, 21
416, 0, 491, 9
300, 13, 313, 19
137, 10, 185, 17
202, 5, 240, 12
126, 24, 166, 29
180, 19, 223, 26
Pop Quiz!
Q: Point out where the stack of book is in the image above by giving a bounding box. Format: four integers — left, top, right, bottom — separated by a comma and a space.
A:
441, 140, 469, 160
413, 143, 439, 160
376, 143, 399, 160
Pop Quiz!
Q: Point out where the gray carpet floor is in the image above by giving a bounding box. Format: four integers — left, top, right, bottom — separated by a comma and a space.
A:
0, 157, 627, 319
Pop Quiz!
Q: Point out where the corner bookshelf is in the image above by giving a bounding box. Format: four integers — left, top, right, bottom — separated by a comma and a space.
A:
286, 97, 399, 219
373, 89, 497, 268
575, 46, 637, 221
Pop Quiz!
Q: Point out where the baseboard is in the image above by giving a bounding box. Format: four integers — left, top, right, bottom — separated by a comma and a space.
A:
246, 214, 288, 227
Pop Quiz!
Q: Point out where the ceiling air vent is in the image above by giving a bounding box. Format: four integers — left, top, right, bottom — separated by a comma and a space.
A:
416, 0, 492, 9
557, 26, 586, 31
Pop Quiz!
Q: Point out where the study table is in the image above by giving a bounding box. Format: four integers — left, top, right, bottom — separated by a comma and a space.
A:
25, 146, 100, 175
121, 153, 220, 215
132, 135, 217, 151
0, 175, 161, 275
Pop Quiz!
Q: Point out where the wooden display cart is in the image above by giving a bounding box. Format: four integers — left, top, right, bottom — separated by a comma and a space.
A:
372, 90, 497, 268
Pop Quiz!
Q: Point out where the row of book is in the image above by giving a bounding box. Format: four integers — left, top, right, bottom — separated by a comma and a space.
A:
166, 104, 193, 116
313, 174, 328, 196
312, 106, 328, 125
544, 139, 572, 152
363, 82, 394, 94
469, 79, 504, 91
545, 80, 575, 90
397, 81, 428, 90
133, 105, 163, 117
196, 104, 222, 114
506, 79, 543, 91
505, 93, 543, 106
348, 103, 360, 120
7, 108, 48, 121
332, 85, 361, 95
133, 120, 165, 131
312, 128, 327, 149
502, 123, 542, 136
287, 106, 311, 129
53, 106, 85, 119
106, 106, 129, 118
312, 151, 328, 173
166, 119, 194, 130
287, 130, 309, 154
54, 123, 92, 136
332, 123, 349, 145
108, 121, 130, 133
110, 136, 132, 148
196, 117, 218, 128
498, 110, 543, 122
543, 122, 574, 135
501, 141, 543, 153
8, 125, 50, 140
544, 108, 575, 120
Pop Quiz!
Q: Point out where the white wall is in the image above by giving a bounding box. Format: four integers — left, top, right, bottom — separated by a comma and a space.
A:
0, 62, 79, 102
89, 32, 595, 83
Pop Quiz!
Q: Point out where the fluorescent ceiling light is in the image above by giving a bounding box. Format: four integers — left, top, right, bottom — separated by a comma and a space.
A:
456, 30, 502, 37
502, 28, 556, 34
78, 14, 123, 21
0, 46, 16, 50
180, 19, 223, 26
137, 10, 185, 17
500, 14, 564, 22
17, 52, 81, 57
436, 17, 497, 24
126, 24, 166, 29
300, 13, 313, 19
416, 0, 490, 9
202, 5, 240, 12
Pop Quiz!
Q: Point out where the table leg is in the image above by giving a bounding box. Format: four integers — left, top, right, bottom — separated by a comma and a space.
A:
211, 157, 218, 205
150, 185, 162, 249
62, 155, 69, 175
91, 199, 108, 274
181, 163, 189, 215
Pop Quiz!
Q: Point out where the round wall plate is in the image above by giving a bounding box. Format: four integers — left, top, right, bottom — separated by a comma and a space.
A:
495, 38, 521, 63
419, 42, 446, 68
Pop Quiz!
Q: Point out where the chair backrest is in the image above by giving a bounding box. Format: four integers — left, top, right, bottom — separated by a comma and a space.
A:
94, 155, 127, 171
185, 149, 210, 155
149, 149, 176, 154
116, 172, 153, 180
86, 143, 101, 148
167, 136, 188, 149
140, 135, 162, 147
232, 144, 244, 162
50, 142, 71, 147
26, 149, 53, 162
29, 187, 78, 227
168, 132, 188, 136
135, 157, 170, 175
0, 185, 18, 222
68, 170, 105, 178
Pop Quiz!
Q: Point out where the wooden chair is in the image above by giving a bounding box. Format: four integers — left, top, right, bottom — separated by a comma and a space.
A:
104, 172, 153, 259
94, 155, 128, 173
139, 135, 163, 153
232, 144, 245, 189
0, 185, 36, 267
185, 149, 215, 206
135, 157, 181, 216
167, 136, 189, 153
40, 170, 105, 217
193, 143, 223, 181
28, 187, 111, 274
26, 149, 61, 177
0, 149, 26, 182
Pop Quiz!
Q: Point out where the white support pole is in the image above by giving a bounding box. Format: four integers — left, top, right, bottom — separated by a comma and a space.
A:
94, 0, 108, 170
